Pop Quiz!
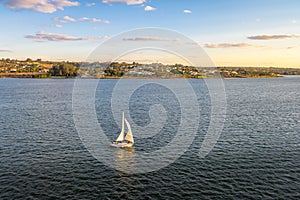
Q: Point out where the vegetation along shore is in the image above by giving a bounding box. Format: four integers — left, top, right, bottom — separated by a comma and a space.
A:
1, 58, 300, 79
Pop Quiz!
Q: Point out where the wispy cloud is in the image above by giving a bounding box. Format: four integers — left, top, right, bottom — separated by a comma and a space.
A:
91, 18, 101, 22
53, 17, 66, 23
86, 2, 96, 7
204, 43, 261, 48
102, 20, 111, 24
172, 38, 181, 45
123, 37, 182, 45
25, 32, 108, 42
53, 16, 110, 24
84, 36, 110, 41
25, 32, 84, 42
102, 0, 146, 5
186, 42, 200, 46
3, 0, 79, 13
63, 15, 76, 22
78, 17, 89, 21
247, 34, 300, 40
0, 49, 12, 53
144, 5, 156, 11
183, 9, 192, 14
55, 24, 63, 28
123, 37, 169, 42
287, 46, 299, 49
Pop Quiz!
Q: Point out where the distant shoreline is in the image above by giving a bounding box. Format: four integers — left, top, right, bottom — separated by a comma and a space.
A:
1, 59, 300, 79
0, 73, 289, 79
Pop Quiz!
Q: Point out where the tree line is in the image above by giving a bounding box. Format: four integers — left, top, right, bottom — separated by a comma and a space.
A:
49, 63, 78, 77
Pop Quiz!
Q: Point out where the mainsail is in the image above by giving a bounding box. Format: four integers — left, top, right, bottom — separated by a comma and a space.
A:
124, 118, 134, 144
116, 112, 125, 142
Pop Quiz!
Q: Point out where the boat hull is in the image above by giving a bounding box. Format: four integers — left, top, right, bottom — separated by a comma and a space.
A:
110, 142, 133, 148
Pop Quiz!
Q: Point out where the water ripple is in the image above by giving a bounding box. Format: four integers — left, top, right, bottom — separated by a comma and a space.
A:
0, 78, 299, 199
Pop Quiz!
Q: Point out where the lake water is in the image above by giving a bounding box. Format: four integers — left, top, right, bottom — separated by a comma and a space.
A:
0, 77, 299, 199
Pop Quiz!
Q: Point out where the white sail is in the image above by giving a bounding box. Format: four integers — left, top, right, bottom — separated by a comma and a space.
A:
111, 112, 134, 147
116, 112, 125, 142
124, 118, 134, 144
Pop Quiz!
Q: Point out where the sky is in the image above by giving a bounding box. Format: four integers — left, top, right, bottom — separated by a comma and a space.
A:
0, 0, 300, 67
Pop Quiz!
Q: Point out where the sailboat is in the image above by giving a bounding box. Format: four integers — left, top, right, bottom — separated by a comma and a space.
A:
111, 112, 134, 148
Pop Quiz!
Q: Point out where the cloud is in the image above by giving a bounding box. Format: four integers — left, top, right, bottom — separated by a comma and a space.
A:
25, 32, 108, 42
144, 5, 156, 11
101, 20, 111, 24
86, 2, 96, 7
247, 34, 300, 40
204, 43, 261, 48
78, 17, 89, 21
183, 9, 192, 14
54, 16, 110, 24
91, 18, 101, 22
53, 16, 77, 23
123, 37, 169, 42
55, 24, 63, 28
287, 46, 299, 49
63, 15, 76, 22
83, 36, 110, 41
172, 38, 181, 45
102, 0, 146, 5
53, 17, 67, 23
25, 32, 83, 42
0, 49, 12, 53
186, 42, 199, 46
86, 17, 110, 24
3, 0, 79, 13
122, 37, 181, 45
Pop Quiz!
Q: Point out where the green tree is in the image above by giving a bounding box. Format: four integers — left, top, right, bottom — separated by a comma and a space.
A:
50, 63, 78, 77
